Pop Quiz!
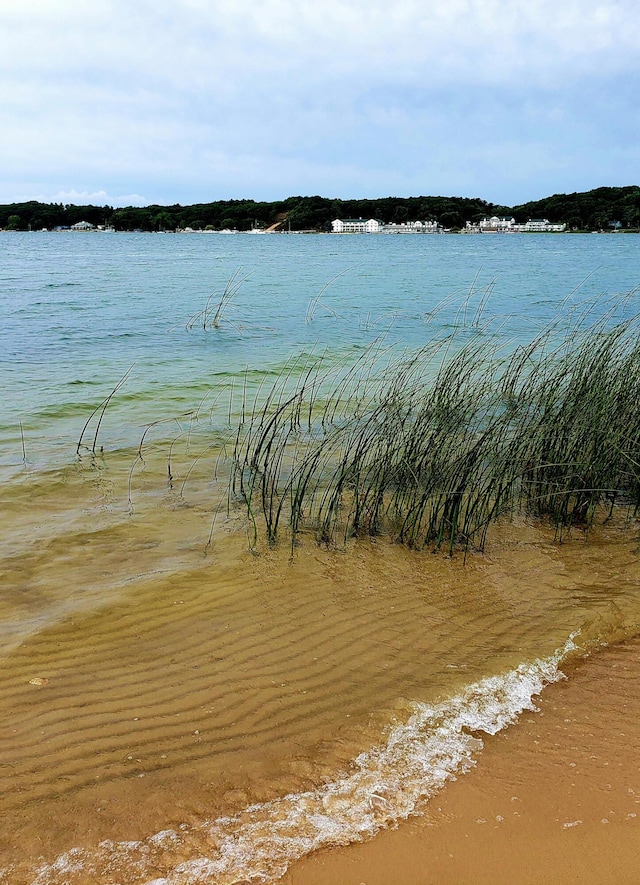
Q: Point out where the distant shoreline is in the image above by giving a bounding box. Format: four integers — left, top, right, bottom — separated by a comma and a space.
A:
4, 228, 636, 235
1, 185, 639, 234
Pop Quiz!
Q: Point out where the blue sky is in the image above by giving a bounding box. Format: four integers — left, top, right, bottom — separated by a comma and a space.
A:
1, 0, 638, 207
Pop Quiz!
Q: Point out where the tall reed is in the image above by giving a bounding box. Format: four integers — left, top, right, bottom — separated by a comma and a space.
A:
223, 298, 640, 554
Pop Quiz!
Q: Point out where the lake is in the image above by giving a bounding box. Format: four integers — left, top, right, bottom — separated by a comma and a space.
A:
0, 231, 639, 884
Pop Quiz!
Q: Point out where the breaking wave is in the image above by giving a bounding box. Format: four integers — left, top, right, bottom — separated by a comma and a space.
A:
14, 634, 579, 885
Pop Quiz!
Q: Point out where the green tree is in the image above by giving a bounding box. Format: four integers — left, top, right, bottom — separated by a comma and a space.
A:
440, 211, 461, 229
153, 212, 174, 231
392, 205, 409, 224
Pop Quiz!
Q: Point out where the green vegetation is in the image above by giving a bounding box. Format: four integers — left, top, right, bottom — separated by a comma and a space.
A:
222, 296, 640, 554
511, 186, 640, 232
72, 285, 640, 554
1, 186, 639, 232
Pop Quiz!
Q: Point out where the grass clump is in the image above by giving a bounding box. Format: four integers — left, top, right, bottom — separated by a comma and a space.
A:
225, 298, 640, 554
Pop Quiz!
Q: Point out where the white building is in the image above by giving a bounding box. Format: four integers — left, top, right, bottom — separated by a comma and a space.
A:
331, 218, 381, 233
478, 216, 516, 231
70, 220, 95, 231
381, 220, 439, 233
518, 218, 566, 232
465, 216, 566, 233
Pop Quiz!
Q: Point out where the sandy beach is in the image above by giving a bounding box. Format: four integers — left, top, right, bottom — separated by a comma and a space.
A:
1, 454, 638, 884
285, 635, 640, 885
2, 216, 640, 885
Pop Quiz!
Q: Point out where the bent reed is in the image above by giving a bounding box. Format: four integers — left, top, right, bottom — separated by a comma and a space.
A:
225, 296, 640, 554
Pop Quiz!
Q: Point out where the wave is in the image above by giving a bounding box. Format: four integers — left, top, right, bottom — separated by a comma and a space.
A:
20, 633, 580, 885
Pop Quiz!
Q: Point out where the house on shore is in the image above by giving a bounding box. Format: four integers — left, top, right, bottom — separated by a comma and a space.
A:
331, 218, 440, 233
479, 216, 516, 231
518, 218, 566, 232
332, 218, 381, 233
380, 220, 439, 234
70, 220, 95, 231
465, 217, 566, 233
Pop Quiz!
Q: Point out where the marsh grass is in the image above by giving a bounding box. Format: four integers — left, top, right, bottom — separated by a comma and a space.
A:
19, 420, 27, 469
75, 290, 639, 556
305, 266, 357, 323
221, 297, 640, 554
186, 269, 251, 333
76, 365, 134, 460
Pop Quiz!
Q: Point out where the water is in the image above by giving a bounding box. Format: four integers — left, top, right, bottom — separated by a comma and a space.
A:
0, 231, 639, 883
2, 231, 638, 467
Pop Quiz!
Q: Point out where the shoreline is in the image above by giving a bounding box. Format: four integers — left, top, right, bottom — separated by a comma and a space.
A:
284, 636, 640, 885
1, 451, 639, 883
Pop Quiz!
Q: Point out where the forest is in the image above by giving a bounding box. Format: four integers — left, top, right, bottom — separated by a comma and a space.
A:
1, 186, 639, 232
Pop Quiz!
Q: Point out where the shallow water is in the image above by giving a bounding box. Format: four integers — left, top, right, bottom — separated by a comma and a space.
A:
285, 635, 640, 885
2, 230, 639, 469
0, 455, 638, 883
0, 232, 639, 883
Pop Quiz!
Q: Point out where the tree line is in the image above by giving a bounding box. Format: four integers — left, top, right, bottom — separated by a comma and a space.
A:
1, 186, 639, 232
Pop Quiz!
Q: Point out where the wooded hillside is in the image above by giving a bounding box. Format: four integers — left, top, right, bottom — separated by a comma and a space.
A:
1, 186, 638, 232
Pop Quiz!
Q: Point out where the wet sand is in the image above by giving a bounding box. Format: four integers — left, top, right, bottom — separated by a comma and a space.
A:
285, 636, 640, 885
1, 463, 639, 883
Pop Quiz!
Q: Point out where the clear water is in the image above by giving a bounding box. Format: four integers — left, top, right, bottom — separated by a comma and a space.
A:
1, 231, 639, 884
2, 231, 638, 468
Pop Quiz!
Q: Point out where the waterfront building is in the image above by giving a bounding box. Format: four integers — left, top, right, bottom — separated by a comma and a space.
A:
519, 218, 566, 232
380, 220, 439, 233
479, 216, 516, 231
331, 218, 440, 233
465, 217, 566, 233
331, 218, 381, 233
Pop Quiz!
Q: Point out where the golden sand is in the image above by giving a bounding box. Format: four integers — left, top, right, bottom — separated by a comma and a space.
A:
0, 463, 638, 883
285, 636, 640, 885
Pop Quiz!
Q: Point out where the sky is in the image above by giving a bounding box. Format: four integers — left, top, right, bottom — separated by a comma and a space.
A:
0, 0, 639, 208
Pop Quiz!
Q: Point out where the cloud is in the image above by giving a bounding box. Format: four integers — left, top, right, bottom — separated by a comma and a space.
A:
0, 0, 639, 204
5, 188, 161, 209
48, 190, 154, 208
4, 1, 639, 89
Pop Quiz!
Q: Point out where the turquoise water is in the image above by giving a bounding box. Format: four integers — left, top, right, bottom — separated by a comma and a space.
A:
2, 231, 639, 471
1, 230, 640, 884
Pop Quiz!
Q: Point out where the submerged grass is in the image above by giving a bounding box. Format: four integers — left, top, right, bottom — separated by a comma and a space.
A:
73, 291, 640, 556
222, 296, 640, 554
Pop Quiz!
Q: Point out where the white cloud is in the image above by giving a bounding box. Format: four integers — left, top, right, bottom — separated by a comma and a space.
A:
5, 188, 162, 208
0, 0, 638, 204
47, 190, 154, 208
3, 1, 639, 88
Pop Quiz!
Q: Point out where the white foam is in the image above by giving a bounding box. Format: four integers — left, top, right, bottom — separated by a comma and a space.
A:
21, 634, 578, 885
